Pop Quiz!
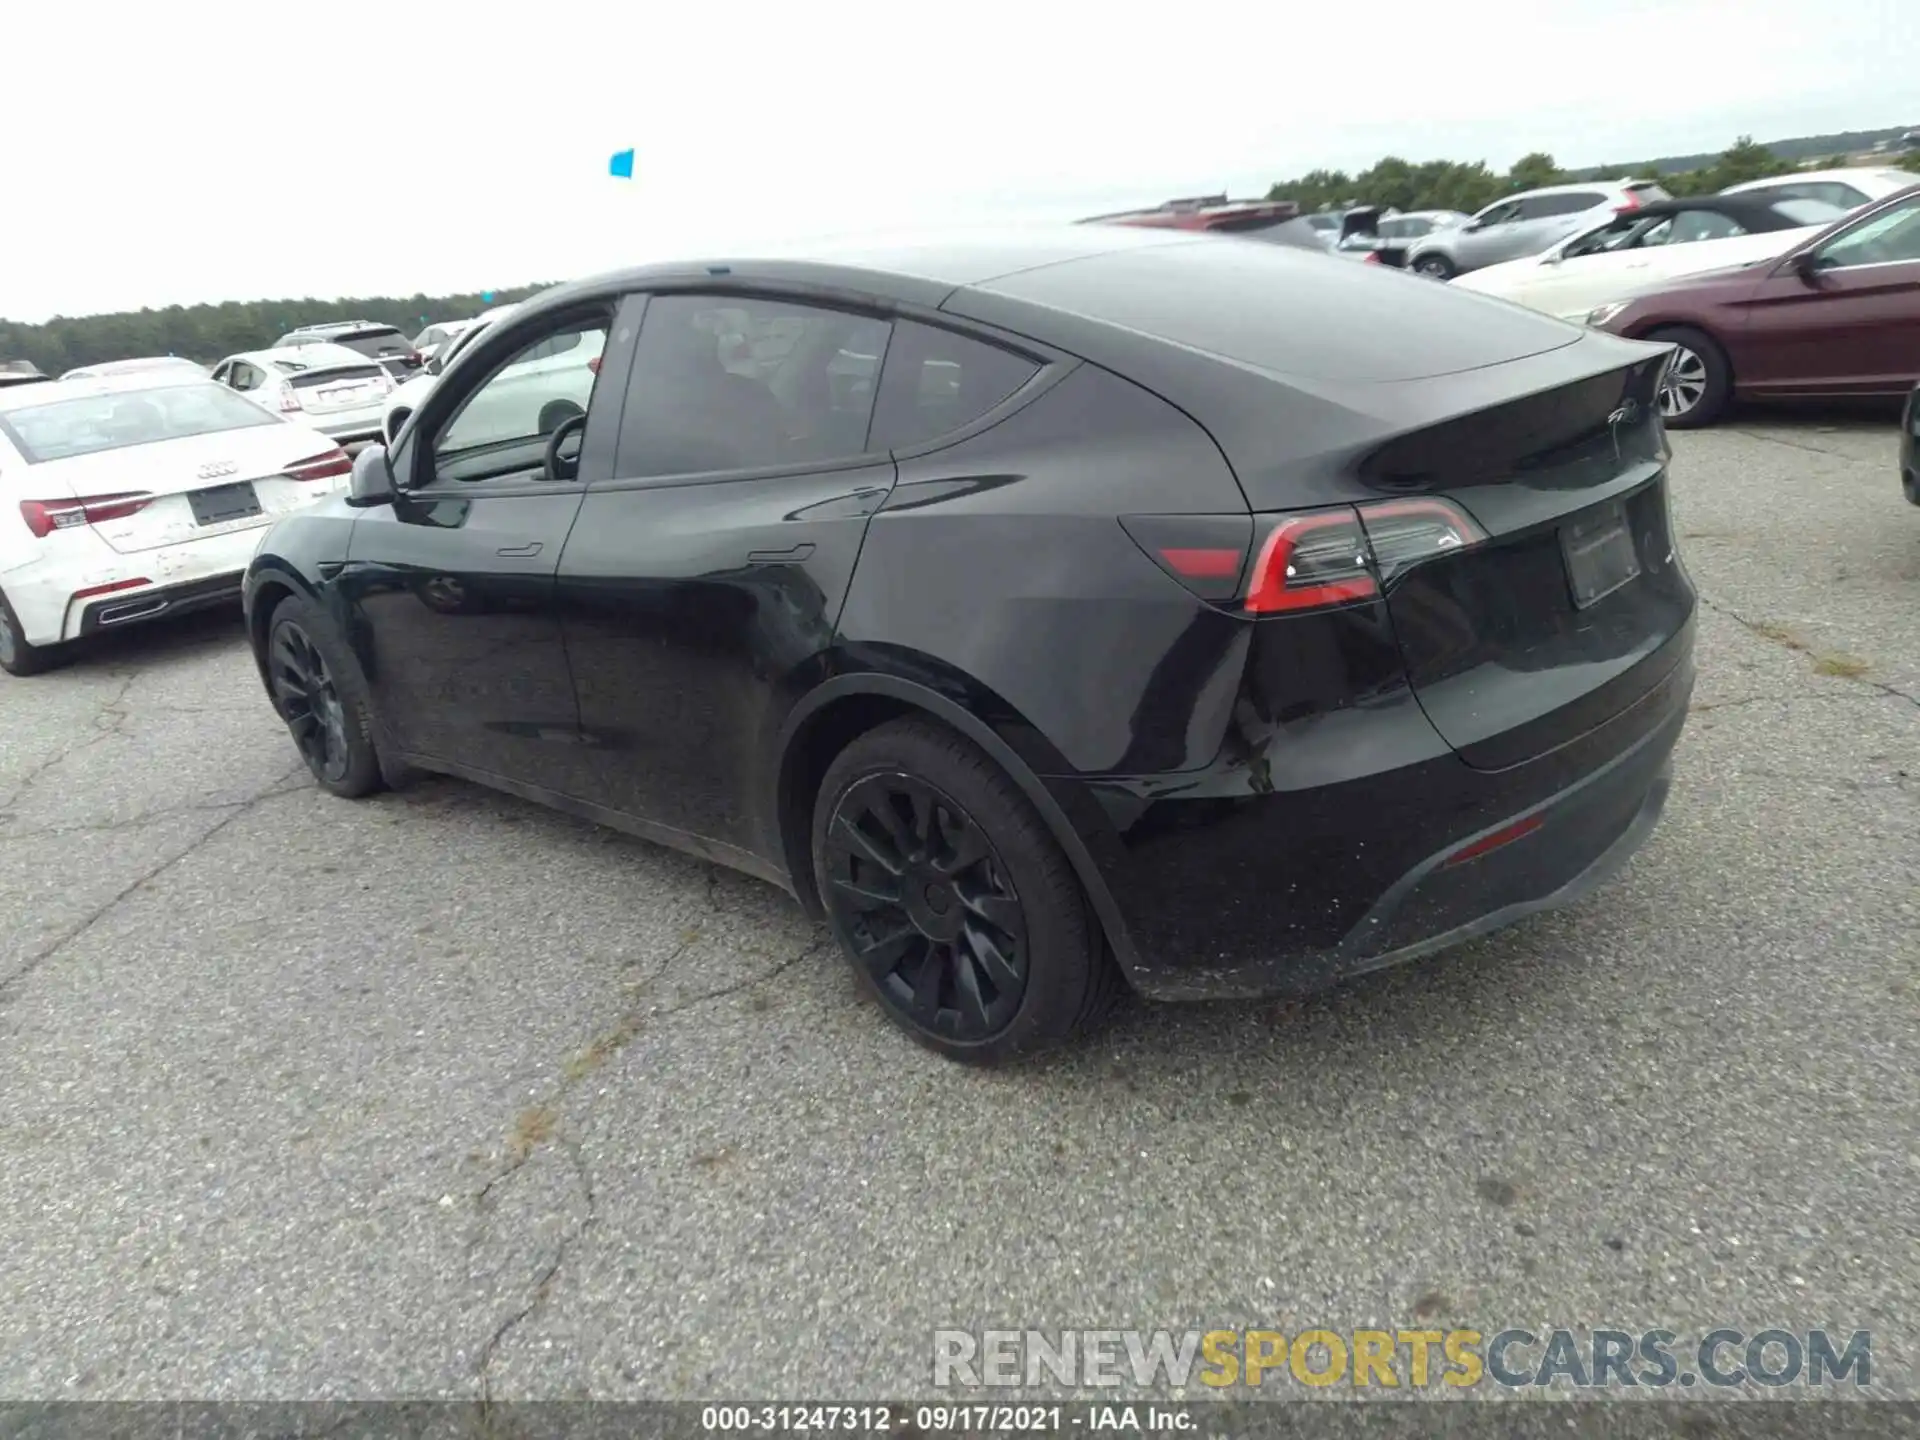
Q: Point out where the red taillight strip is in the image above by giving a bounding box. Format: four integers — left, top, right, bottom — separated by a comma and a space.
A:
284, 448, 353, 481
1443, 812, 1545, 868
1160, 546, 1243, 579
19, 493, 155, 539
71, 577, 152, 602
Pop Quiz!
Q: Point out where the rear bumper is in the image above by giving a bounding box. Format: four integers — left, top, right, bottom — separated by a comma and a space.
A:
305, 407, 387, 443
76, 569, 245, 636
1054, 618, 1694, 1002
2, 520, 268, 647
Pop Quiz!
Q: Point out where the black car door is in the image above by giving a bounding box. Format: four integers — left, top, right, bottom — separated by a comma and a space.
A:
338, 302, 617, 793
553, 289, 906, 865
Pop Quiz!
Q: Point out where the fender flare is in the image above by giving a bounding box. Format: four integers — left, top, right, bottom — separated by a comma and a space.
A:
774, 672, 1140, 973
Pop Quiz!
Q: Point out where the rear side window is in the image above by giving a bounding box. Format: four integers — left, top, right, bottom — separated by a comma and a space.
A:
619, 293, 890, 478
868, 321, 1040, 451
1523, 191, 1605, 218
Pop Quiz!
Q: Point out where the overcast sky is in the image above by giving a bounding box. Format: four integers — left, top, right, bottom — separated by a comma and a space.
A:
5, 0, 1917, 322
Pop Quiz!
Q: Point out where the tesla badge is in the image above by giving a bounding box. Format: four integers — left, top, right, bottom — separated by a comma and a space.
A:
197, 461, 238, 480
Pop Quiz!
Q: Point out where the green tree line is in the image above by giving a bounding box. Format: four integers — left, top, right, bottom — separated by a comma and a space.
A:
1267, 135, 1920, 217
0, 283, 557, 378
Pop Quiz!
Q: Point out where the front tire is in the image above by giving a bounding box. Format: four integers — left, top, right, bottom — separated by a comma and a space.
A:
1648, 326, 1732, 430
263, 593, 386, 798
1413, 254, 1457, 280
0, 589, 64, 677
811, 718, 1120, 1064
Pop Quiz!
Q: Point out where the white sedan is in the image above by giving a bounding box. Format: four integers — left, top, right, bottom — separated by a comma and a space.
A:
0, 372, 352, 675
381, 302, 603, 447
1449, 194, 1847, 321
211, 342, 395, 446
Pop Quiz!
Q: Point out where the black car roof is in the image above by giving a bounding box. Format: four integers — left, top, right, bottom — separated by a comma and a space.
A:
1627, 193, 1834, 229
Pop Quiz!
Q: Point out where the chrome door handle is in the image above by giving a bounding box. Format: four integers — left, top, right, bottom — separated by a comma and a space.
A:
496, 542, 543, 557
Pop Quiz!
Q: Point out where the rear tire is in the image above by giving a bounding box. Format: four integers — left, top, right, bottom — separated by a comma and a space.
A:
262, 592, 386, 799
1647, 326, 1732, 430
1413, 253, 1457, 280
0, 589, 64, 677
810, 717, 1121, 1064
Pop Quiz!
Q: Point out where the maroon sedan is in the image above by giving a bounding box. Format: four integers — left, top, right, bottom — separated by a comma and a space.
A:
1590, 181, 1920, 428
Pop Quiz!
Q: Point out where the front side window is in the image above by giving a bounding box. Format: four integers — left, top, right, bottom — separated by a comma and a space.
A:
1658, 210, 1748, 244
1563, 216, 1641, 258
436, 318, 609, 458
0, 382, 280, 462
1813, 197, 1920, 269
619, 294, 889, 479
869, 321, 1040, 451
1474, 200, 1522, 228
1523, 192, 1604, 219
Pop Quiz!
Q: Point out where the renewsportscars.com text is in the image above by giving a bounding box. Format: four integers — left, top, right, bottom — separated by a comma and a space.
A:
933, 1327, 1872, 1390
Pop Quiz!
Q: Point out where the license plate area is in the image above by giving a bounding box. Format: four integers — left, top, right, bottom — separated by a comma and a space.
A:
189, 480, 263, 527
1560, 500, 1641, 610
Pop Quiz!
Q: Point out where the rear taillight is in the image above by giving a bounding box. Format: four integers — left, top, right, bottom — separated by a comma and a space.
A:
1355, 498, 1485, 587
1245, 498, 1484, 613
1245, 510, 1380, 613
284, 447, 353, 482
19, 493, 155, 539
1614, 191, 1642, 214
279, 387, 304, 412
1363, 250, 1382, 265
587, 356, 602, 375
1123, 498, 1484, 615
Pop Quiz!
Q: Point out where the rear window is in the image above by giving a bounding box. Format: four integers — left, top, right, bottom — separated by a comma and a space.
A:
331, 329, 412, 359
973, 239, 1581, 384
0, 382, 280, 463
869, 321, 1040, 450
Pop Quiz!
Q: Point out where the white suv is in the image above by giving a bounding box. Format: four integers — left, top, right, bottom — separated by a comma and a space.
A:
1404, 180, 1672, 280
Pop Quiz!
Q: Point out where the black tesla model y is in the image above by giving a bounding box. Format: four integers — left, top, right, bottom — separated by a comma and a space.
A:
244, 226, 1695, 1063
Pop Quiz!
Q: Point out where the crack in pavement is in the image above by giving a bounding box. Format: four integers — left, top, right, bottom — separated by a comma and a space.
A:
0, 779, 311, 843
0, 762, 310, 1002
467, 929, 830, 1393
1699, 594, 1920, 712
0, 671, 138, 815
1726, 427, 1882, 464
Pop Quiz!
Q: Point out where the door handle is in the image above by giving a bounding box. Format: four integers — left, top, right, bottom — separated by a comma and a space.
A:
496, 542, 543, 557
747, 543, 816, 564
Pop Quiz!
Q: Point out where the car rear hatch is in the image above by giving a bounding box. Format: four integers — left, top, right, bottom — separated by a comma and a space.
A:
286, 362, 390, 415
31, 432, 351, 556
1353, 349, 1692, 770
335, 330, 420, 378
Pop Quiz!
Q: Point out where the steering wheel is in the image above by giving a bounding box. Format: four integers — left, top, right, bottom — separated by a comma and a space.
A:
543, 412, 588, 481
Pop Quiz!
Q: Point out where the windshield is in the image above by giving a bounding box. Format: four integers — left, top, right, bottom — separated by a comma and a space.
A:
1773, 198, 1848, 227
0, 381, 281, 462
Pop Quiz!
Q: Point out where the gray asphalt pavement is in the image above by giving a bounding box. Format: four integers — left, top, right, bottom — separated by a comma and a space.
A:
0, 414, 1914, 1404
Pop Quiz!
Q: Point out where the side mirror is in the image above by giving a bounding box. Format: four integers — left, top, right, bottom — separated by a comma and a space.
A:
346, 444, 396, 508
427, 355, 445, 376
1789, 250, 1826, 284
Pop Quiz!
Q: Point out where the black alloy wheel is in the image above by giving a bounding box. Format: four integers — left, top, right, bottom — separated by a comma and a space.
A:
822, 771, 1030, 1041
264, 595, 385, 797
270, 619, 352, 784
811, 718, 1121, 1063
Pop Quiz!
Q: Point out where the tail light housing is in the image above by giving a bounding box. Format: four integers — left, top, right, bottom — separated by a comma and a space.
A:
1362, 250, 1382, 265
279, 387, 304, 412
20, 493, 155, 538
587, 356, 602, 375
1122, 498, 1485, 615
283, 447, 353, 482
1614, 191, 1642, 214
